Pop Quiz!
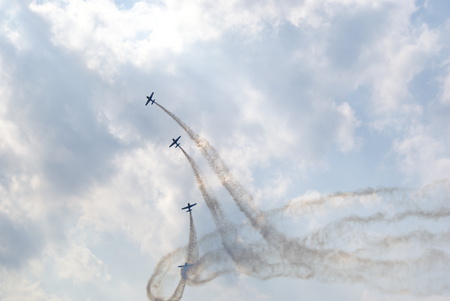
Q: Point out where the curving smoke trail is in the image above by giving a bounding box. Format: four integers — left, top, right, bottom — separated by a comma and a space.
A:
147, 103, 450, 298
179, 147, 281, 277
155, 103, 290, 254
146, 249, 186, 301
147, 186, 200, 301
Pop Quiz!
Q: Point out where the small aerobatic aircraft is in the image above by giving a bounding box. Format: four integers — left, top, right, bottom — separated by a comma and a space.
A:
169, 136, 181, 148
182, 202, 197, 212
145, 92, 155, 105
178, 262, 193, 269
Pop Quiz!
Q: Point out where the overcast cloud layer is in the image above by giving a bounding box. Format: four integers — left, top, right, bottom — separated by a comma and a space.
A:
1, 0, 450, 300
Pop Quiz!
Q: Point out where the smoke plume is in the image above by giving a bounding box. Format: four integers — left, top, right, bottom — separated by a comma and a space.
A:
146, 103, 450, 300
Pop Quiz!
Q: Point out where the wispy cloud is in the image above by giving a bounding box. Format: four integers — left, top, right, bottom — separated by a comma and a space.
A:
1, 0, 449, 300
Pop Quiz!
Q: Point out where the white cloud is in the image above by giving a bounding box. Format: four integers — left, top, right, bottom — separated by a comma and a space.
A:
1, 0, 450, 300
71, 143, 195, 257
28, 0, 282, 79
0, 270, 66, 301
440, 63, 450, 105
334, 102, 361, 152
393, 125, 450, 184
365, 25, 440, 116
54, 243, 110, 283
0, 1, 31, 51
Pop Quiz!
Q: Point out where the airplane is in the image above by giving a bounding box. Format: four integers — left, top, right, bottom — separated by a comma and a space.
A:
145, 92, 155, 105
178, 262, 193, 269
169, 136, 181, 148
182, 202, 197, 212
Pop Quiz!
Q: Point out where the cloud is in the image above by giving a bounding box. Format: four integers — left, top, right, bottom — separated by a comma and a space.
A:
0, 271, 66, 301
0, 213, 44, 269
1, 0, 450, 300
365, 26, 440, 118
146, 112, 450, 298
393, 125, 450, 183
334, 102, 361, 152
53, 243, 110, 283
440, 65, 450, 105
28, 0, 282, 79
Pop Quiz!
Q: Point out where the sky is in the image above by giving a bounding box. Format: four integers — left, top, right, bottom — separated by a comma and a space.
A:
1, 0, 450, 300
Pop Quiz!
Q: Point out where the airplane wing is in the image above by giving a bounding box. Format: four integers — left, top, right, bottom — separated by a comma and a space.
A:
182, 203, 197, 211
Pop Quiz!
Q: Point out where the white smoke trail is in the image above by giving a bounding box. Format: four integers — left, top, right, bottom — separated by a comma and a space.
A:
146, 249, 186, 301
146, 103, 450, 298
179, 147, 282, 277
187, 211, 199, 266
147, 179, 200, 301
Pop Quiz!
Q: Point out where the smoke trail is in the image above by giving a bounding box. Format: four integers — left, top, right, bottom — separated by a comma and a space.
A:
155, 103, 264, 226
156, 103, 326, 277
148, 103, 450, 297
146, 249, 186, 301
274, 186, 406, 216
146, 172, 201, 301
186, 211, 199, 266
179, 146, 282, 278
179, 146, 230, 234
155, 103, 290, 252
147, 181, 450, 297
